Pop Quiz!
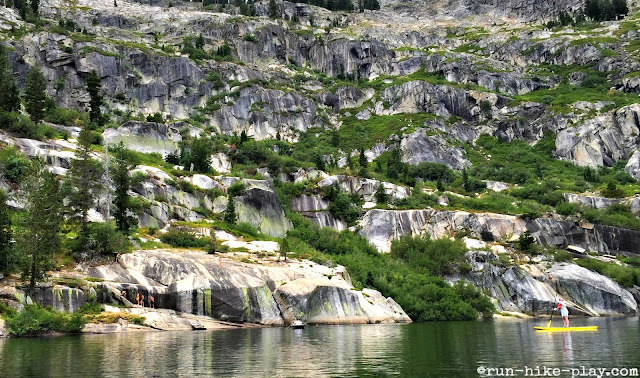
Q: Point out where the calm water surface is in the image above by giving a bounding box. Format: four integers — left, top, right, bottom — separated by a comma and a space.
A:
0, 317, 638, 377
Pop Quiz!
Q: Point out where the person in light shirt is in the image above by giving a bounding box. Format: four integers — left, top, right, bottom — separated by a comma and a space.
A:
555, 298, 569, 327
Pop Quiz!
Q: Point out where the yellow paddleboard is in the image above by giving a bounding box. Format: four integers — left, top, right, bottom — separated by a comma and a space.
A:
534, 326, 598, 332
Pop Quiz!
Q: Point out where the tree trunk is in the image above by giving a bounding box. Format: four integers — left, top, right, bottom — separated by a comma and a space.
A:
29, 254, 36, 296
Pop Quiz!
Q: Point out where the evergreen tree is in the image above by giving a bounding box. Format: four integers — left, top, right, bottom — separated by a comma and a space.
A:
24, 66, 47, 123
585, 0, 600, 20
0, 190, 13, 274
67, 124, 104, 252
374, 183, 388, 204
0, 44, 20, 113
195, 34, 205, 50
359, 148, 368, 168
30, 0, 39, 15
224, 196, 237, 224
240, 129, 248, 144
612, 0, 628, 17
331, 129, 340, 147
86, 69, 103, 125
16, 160, 62, 295
600, 0, 615, 20
386, 148, 402, 180
111, 142, 138, 234
239, 0, 250, 15
268, 0, 278, 18
191, 137, 212, 173
280, 237, 288, 262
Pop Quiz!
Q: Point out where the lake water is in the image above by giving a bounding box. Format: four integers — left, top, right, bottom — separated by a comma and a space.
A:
0, 317, 639, 377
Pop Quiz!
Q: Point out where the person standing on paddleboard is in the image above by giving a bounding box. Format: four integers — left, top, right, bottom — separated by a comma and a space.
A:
555, 298, 569, 327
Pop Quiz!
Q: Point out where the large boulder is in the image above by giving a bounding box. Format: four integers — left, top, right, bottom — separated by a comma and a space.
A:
400, 129, 470, 170
547, 263, 638, 315
625, 150, 640, 181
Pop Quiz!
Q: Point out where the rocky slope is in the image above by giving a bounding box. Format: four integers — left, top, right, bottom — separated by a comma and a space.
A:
2, 0, 640, 325
0, 250, 411, 325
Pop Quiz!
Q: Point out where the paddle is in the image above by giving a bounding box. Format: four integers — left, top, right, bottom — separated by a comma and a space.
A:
547, 300, 555, 328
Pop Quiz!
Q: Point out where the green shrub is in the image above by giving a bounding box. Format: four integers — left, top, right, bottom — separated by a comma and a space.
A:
235, 222, 258, 237
556, 201, 580, 216
160, 230, 211, 248
78, 301, 103, 315
576, 258, 639, 287
6, 305, 86, 336
553, 250, 573, 262
518, 231, 538, 254
452, 280, 495, 317
390, 234, 466, 276
0, 147, 30, 183
227, 181, 247, 197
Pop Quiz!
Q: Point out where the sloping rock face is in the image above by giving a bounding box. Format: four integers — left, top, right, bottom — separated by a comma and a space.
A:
235, 188, 292, 238
379, 80, 511, 121
317, 175, 410, 202
209, 86, 320, 140
555, 105, 640, 167
102, 121, 182, 156
463, 254, 638, 316
84, 250, 411, 325
527, 218, 640, 254
548, 264, 638, 315
360, 208, 640, 255
359, 209, 526, 252
625, 150, 640, 181
400, 128, 470, 170
563, 193, 640, 214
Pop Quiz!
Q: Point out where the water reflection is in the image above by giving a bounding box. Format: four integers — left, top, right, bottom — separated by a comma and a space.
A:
0, 317, 637, 377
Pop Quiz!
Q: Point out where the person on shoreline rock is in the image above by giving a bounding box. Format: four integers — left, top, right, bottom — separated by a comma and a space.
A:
555, 298, 569, 327
136, 292, 140, 306
149, 295, 155, 308
140, 294, 145, 307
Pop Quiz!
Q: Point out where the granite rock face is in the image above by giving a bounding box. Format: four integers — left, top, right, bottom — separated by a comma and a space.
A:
102, 121, 183, 157
555, 105, 640, 167
359, 209, 526, 252
400, 128, 470, 170
462, 258, 638, 316
83, 249, 411, 325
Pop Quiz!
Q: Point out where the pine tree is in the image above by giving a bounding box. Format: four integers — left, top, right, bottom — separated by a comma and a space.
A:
111, 142, 138, 234
67, 124, 104, 252
86, 69, 103, 125
30, 0, 39, 15
386, 148, 402, 180
280, 237, 288, 262
24, 66, 47, 123
16, 160, 62, 295
240, 129, 248, 144
359, 148, 368, 168
0, 190, 13, 274
374, 183, 388, 204
268, 0, 278, 18
195, 34, 205, 50
612, 0, 628, 17
585, 0, 600, 20
224, 196, 237, 224
0, 44, 20, 113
